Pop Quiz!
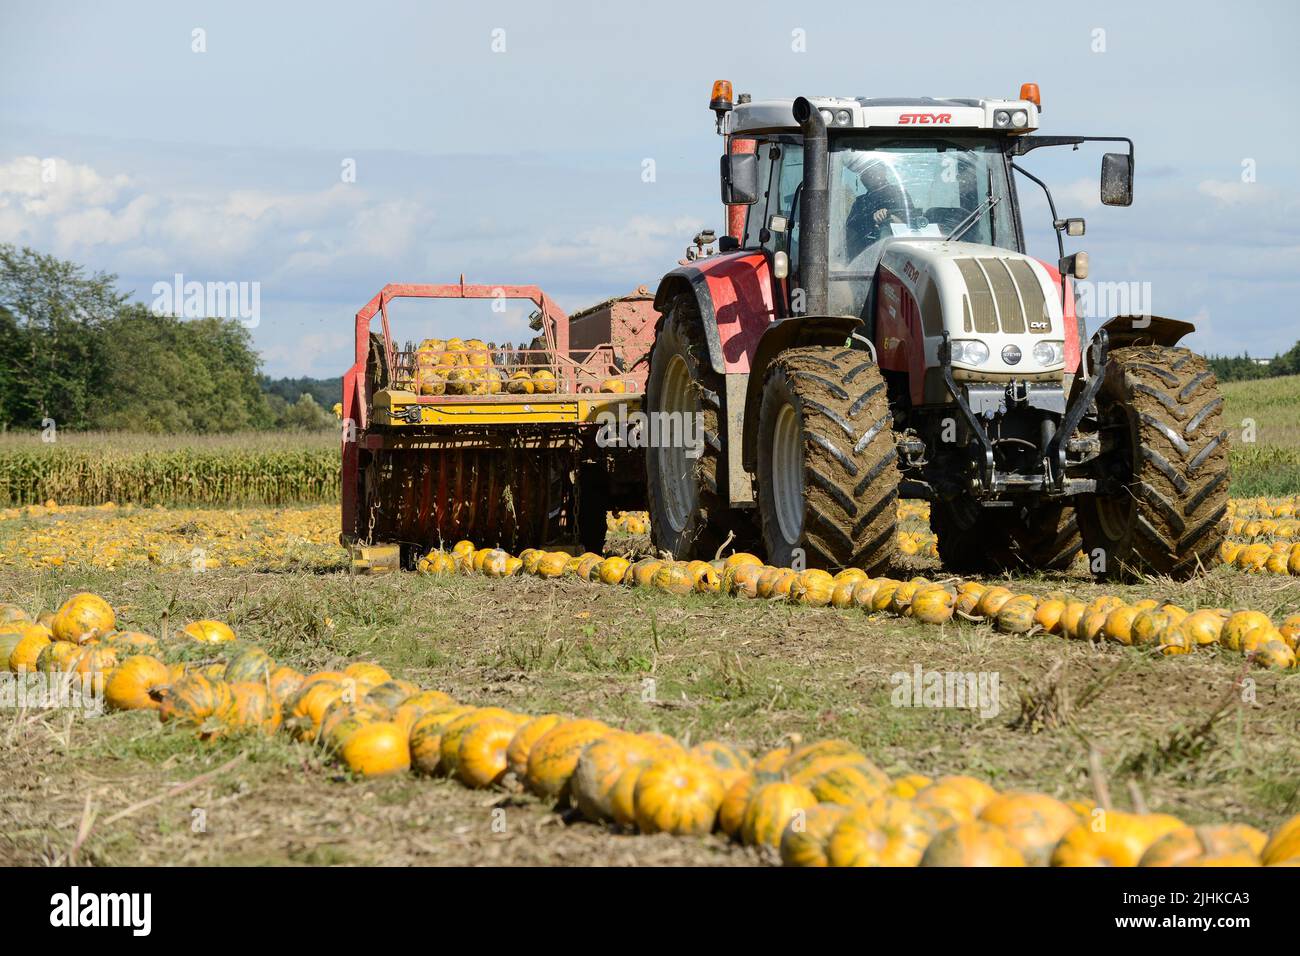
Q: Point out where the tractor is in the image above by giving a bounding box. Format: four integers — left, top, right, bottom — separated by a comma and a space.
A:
644, 81, 1229, 579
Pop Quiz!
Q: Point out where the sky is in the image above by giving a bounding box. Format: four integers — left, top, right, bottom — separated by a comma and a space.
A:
1, 0, 1297, 377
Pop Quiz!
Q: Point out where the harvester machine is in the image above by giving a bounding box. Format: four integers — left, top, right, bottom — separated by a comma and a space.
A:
340, 279, 656, 571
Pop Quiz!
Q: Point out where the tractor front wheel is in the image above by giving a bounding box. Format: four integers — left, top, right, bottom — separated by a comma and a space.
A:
1076, 345, 1230, 579
756, 346, 899, 573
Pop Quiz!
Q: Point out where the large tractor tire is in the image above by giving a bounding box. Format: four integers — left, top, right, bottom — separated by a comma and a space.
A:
645, 296, 755, 560
756, 346, 899, 573
1076, 345, 1230, 580
931, 500, 1080, 574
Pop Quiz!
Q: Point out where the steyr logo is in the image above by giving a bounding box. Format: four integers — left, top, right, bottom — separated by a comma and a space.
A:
902, 260, 922, 283
49, 886, 151, 936
898, 113, 951, 125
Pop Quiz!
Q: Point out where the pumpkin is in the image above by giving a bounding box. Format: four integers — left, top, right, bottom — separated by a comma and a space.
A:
597, 556, 631, 585
51, 592, 115, 643
364, 680, 420, 710
1034, 599, 1067, 634
1130, 609, 1172, 646
741, 781, 818, 847
36, 640, 79, 673
829, 579, 857, 609
408, 706, 475, 774
8, 627, 52, 672
105, 654, 170, 711
282, 679, 347, 742
1158, 622, 1194, 656
953, 586, 985, 617
1221, 610, 1273, 651
780, 803, 849, 867
913, 776, 997, 823
633, 756, 726, 835
868, 579, 901, 613
339, 721, 410, 776
979, 792, 1078, 866
725, 563, 765, 599
919, 821, 1027, 866
72, 645, 119, 694
199, 662, 227, 681
525, 719, 611, 801
692, 564, 722, 594
457, 717, 521, 787
438, 707, 519, 777
627, 558, 664, 587
1051, 812, 1186, 867
403, 689, 457, 712
520, 549, 545, 575
104, 631, 159, 653
1138, 824, 1267, 867
267, 665, 305, 702
1102, 605, 1140, 645
573, 733, 643, 822
1254, 639, 1296, 669
1279, 614, 1300, 650
782, 739, 868, 777
889, 579, 927, 616
1058, 600, 1087, 638
0, 604, 29, 623
343, 661, 391, 689
0, 627, 28, 670
535, 551, 570, 578
652, 562, 695, 595
320, 701, 391, 752
690, 741, 753, 777
826, 796, 937, 867
910, 586, 955, 625
757, 567, 797, 600
1181, 609, 1227, 647
798, 761, 890, 806
851, 578, 885, 610
718, 773, 759, 838
889, 773, 932, 799
225, 682, 282, 735
158, 673, 233, 727
506, 713, 564, 780
975, 587, 1015, 619
608, 764, 648, 829
182, 620, 236, 644
789, 569, 835, 606
223, 646, 273, 684
1262, 813, 1300, 865
995, 596, 1038, 634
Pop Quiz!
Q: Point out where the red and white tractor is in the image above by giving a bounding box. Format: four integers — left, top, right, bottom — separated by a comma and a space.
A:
644, 81, 1229, 579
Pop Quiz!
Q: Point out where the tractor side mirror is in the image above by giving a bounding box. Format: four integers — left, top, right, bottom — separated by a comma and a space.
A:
720, 153, 759, 205
1100, 152, 1133, 206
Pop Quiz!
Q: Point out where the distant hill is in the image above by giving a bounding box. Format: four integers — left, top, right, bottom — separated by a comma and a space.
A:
260, 375, 343, 409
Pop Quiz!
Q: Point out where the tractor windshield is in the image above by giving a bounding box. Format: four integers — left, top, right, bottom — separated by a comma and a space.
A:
828, 137, 1017, 272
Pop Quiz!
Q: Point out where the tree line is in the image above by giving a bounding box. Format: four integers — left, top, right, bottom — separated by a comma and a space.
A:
0, 245, 337, 433
1207, 343, 1300, 383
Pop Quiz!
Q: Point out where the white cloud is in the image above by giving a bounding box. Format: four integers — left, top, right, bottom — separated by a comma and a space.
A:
1196, 179, 1276, 204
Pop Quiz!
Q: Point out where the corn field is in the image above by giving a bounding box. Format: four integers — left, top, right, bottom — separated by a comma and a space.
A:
0, 433, 338, 506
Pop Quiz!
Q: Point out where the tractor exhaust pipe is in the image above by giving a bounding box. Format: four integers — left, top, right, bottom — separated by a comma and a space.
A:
793, 97, 829, 315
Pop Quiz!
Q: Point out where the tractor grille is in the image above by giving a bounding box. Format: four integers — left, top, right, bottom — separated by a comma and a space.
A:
955, 257, 1052, 335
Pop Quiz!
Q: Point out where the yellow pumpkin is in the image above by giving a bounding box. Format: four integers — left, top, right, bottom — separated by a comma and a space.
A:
51, 592, 115, 644
457, 717, 521, 788
1058, 600, 1088, 638
408, 705, 475, 774
724, 563, 765, 599
1181, 609, 1227, 647
756, 567, 797, 600
910, 586, 955, 625
597, 556, 631, 585
225, 682, 282, 735
506, 713, 565, 781
438, 707, 519, 777
1051, 812, 1185, 867
888, 773, 932, 799
72, 645, 118, 694
796, 760, 890, 806
1130, 609, 1172, 646
913, 776, 997, 823
267, 665, 305, 702
780, 803, 850, 867
572, 733, 647, 822
1221, 611, 1273, 651
826, 796, 937, 867
789, 569, 835, 607
1102, 605, 1140, 645
851, 578, 885, 610
182, 620, 236, 644
979, 792, 1078, 866
524, 719, 611, 801
975, 587, 1015, 619
651, 562, 695, 595
536, 551, 571, 579
1138, 824, 1268, 866
1262, 813, 1300, 865
919, 821, 1026, 866
995, 596, 1038, 634
104, 654, 170, 711
8, 627, 52, 673
633, 756, 726, 835
868, 579, 901, 613
741, 781, 818, 847
339, 721, 410, 776
1033, 598, 1068, 635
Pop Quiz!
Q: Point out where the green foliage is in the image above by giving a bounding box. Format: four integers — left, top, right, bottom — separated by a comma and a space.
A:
261, 375, 342, 410
1208, 342, 1300, 382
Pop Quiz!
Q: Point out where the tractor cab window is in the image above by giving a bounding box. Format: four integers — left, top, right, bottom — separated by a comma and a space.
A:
828, 137, 1017, 271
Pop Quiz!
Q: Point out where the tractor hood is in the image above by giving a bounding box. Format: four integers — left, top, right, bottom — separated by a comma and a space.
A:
872, 239, 1068, 379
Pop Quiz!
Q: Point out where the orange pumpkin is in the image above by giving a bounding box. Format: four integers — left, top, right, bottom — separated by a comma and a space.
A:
339, 721, 410, 776
72, 645, 118, 694
974, 587, 1015, 619
995, 596, 1038, 634
789, 569, 835, 607
343, 661, 391, 689
408, 705, 475, 774
757, 567, 797, 600
457, 717, 521, 787
851, 578, 885, 610
8, 627, 52, 673
223, 646, 273, 684
690, 740, 753, 778
780, 803, 849, 867
979, 792, 1078, 866
1138, 824, 1267, 867
225, 681, 282, 735
633, 756, 726, 835
725, 563, 765, 599
438, 707, 519, 777
51, 592, 115, 643
741, 781, 818, 847
1051, 811, 1185, 867
181, 620, 236, 644
888, 773, 932, 799
1034, 599, 1068, 635
506, 713, 564, 781
793, 760, 890, 806
1130, 609, 1172, 646
572, 733, 644, 822
363, 680, 420, 710
919, 821, 1027, 866
1262, 813, 1300, 865
104, 654, 170, 711
628, 558, 664, 587
1102, 605, 1140, 645
1180, 609, 1227, 646
597, 556, 631, 585
320, 701, 391, 752
910, 586, 955, 625
158, 673, 233, 727
282, 679, 347, 742
267, 665, 306, 702
1221, 611, 1273, 651
826, 796, 937, 866
104, 631, 159, 653
524, 719, 611, 801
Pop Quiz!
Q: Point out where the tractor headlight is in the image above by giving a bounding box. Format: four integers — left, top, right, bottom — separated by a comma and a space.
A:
951, 340, 990, 366
834, 109, 851, 126
1011, 110, 1028, 128
1032, 340, 1065, 366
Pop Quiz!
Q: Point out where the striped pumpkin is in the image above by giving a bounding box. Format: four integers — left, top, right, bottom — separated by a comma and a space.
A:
978, 792, 1078, 867
826, 796, 937, 867
741, 782, 818, 848
506, 714, 564, 781
158, 673, 233, 726
919, 821, 1027, 867
525, 719, 610, 802
633, 756, 726, 836
780, 803, 850, 867
223, 646, 273, 684
408, 706, 475, 775
456, 717, 521, 788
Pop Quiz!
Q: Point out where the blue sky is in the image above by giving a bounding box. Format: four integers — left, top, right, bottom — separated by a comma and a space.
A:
1, 0, 1297, 376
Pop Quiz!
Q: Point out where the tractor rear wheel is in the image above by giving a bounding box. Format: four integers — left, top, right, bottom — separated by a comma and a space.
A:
645, 296, 755, 560
756, 346, 899, 572
1076, 345, 1230, 579
931, 499, 1080, 574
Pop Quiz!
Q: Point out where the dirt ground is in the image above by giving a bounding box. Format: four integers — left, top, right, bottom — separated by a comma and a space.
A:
2, 548, 1297, 866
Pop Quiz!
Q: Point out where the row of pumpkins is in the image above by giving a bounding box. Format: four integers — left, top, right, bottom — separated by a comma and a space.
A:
5, 591, 1300, 867
1220, 539, 1300, 575
1227, 496, 1299, 520
416, 543, 1300, 669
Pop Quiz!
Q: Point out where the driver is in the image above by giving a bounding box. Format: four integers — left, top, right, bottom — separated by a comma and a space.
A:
846, 159, 914, 260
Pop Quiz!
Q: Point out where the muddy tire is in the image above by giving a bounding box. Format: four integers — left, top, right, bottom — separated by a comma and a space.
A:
645, 296, 755, 560
756, 346, 899, 572
1076, 345, 1229, 580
